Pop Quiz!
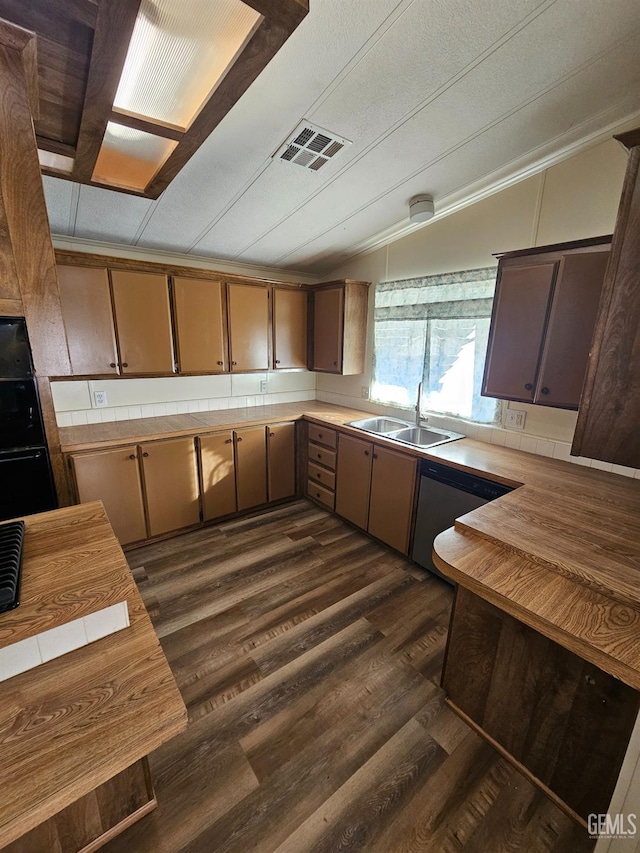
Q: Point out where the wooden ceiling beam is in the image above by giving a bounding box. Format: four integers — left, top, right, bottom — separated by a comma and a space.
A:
36, 136, 76, 158
145, 13, 306, 198
72, 0, 141, 183
109, 109, 185, 142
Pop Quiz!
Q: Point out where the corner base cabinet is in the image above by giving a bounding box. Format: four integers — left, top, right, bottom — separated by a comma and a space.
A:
443, 586, 640, 822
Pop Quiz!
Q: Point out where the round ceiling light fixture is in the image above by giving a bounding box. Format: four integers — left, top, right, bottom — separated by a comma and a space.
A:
409, 194, 435, 223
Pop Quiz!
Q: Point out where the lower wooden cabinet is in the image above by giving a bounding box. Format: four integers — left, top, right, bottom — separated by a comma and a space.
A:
140, 438, 200, 536
234, 426, 268, 511
335, 434, 373, 530
267, 423, 296, 502
71, 446, 147, 545
368, 446, 417, 554
443, 587, 640, 821
199, 431, 236, 521
335, 435, 417, 554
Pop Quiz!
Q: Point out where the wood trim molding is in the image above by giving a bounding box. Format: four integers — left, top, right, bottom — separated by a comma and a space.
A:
110, 109, 185, 141
73, 0, 142, 182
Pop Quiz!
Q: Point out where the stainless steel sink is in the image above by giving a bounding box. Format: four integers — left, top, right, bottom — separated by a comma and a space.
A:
347, 416, 412, 434
347, 416, 464, 448
387, 426, 463, 448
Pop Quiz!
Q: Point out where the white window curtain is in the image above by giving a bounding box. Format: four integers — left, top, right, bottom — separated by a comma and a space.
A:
372, 267, 500, 423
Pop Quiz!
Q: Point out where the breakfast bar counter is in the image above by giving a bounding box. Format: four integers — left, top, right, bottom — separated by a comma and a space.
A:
0, 503, 187, 851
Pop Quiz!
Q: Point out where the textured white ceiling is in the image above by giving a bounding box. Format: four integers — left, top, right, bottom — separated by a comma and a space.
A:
43, 0, 640, 275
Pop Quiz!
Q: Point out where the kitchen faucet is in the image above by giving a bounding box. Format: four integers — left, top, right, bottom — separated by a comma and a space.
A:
415, 381, 422, 426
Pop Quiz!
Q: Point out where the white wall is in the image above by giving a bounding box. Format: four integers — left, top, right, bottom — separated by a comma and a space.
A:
316, 138, 629, 467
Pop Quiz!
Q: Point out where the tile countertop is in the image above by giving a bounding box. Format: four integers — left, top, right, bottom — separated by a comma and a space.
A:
60, 402, 640, 689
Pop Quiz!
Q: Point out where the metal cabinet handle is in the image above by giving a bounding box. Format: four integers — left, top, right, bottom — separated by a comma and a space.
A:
236, 436, 243, 442
110, 362, 117, 368
142, 452, 149, 457
275, 360, 281, 364
372, 453, 378, 459
217, 361, 224, 366
232, 361, 237, 366
524, 383, 533, 391
316, 472, 321, 478
128, 454, 135, 460
364, 450, 370, 456
269, 432, 275, 437
541, 387, 550, 395
122, 362, 129, 368
317, 453, 322, 458
225, 438, 232, 444
333, 361, 338, 367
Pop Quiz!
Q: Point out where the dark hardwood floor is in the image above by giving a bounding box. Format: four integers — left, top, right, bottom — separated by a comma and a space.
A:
103, 500, 594, 853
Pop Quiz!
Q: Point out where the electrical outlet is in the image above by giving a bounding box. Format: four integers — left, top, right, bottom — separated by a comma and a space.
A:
505, 408, 526, 430
94, 391, 108, 408
361, 385, 370, 399
260, 379, 268, 393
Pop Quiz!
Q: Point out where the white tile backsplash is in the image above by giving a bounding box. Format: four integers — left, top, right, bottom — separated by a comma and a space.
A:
231, 373, 266, 395
51, 381, 92, 412
37, 618, 88, 662
0, 603, 130, 683
0, 636, 42, 681
84, 602, 129, 643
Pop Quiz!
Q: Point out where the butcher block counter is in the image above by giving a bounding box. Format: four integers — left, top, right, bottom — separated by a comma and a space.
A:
59, 401, 640, 692
0, 503, 187, 851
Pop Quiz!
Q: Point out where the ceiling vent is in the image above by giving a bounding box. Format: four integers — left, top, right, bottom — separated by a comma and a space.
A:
274, 121, 351, 172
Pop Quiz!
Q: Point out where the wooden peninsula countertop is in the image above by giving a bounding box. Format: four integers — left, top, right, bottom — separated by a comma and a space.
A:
59, 402, 640, 691
0, 503, 187, 848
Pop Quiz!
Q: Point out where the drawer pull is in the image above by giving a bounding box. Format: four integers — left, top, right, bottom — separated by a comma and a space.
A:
317, 453, 322, 458
316, 472, 321, 478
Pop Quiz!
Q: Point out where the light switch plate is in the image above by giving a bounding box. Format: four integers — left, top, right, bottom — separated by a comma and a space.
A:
361, 385, 370, 399
505, 408, 526, 430
260, 379, 268, 393
94, 391, 108, 408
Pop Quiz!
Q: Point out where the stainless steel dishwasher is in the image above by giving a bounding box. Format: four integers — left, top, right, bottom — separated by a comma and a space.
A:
411, 459, 513, 583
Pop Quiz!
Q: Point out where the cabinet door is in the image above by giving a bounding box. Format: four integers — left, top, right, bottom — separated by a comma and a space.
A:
267, 422, 296, 502
199, 432, 236, 521
313, 287, 343, 372
482, 263, 557, 402
535, 252, 609, 409
57, 265, 118, 375
227, 283, 270, 371
335, 434, 372, 529
235, 426, 267, 510
368, 446, 417, 554
111, 270, 174, 375
72, 446, 146, 545
173, 277, 228, 373
273, 288, 307, 369
141, 437, 200, 536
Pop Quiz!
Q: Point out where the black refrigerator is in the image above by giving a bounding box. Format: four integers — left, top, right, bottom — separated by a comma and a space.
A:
0, 318, 57, 521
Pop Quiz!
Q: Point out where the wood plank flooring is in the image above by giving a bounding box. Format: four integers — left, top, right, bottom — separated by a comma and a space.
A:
102, 500, 595, 853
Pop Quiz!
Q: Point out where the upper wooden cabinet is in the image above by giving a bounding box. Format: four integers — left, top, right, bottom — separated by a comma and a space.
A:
57, 266, 119, 376
273, 288, 307, 370
111, 271, 175, 375
227, 283, 270, 372
573, 131, 640, 468
482, 237, 610, 409
311, 280, 369, 375
172, 277, 228, 374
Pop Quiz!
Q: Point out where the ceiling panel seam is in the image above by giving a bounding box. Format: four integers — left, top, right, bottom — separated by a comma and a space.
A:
268, 38, 639, 267
179, 0, 419, 254
222, 0, 560, 260
320, 102, 640, 271
70, 183, 81, 237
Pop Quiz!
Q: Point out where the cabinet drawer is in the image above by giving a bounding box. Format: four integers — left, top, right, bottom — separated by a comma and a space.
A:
308, 461, 335, 491
307, 480, 335, 510
308, 442, 336, 470
308, 424, 337, 448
